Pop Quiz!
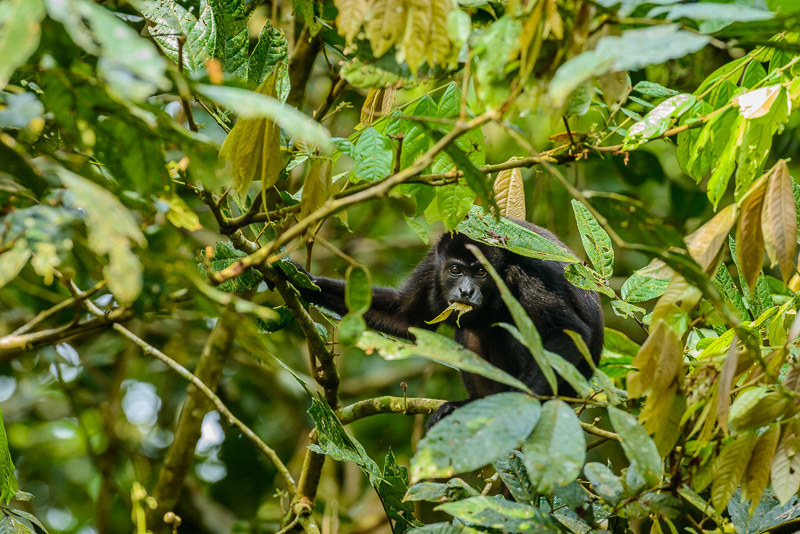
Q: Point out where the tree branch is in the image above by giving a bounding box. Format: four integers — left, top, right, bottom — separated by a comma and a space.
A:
148, 316, 238, 527
112, 323, 297, 494
337, 396, 445, 424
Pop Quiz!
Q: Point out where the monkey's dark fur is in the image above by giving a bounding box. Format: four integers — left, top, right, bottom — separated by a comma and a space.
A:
298, 218, 604, 426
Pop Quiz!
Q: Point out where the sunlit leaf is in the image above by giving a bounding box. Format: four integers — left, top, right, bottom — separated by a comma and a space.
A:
0, 0, 45, 90
0, 407, 17, 505
142, 0, 215, 71
571, 200, 614, 278
365, 0, 406, 57
197, 84, 332, 151
494, 166, 526, 220
334, 0, 368, 44
742, 423, 780, 513
684, 203, 738, 273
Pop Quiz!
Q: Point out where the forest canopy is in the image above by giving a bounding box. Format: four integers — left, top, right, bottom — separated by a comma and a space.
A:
2, 0, 800, 533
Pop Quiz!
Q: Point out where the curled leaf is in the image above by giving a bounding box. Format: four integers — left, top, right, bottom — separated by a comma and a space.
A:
426, 302, 474, 327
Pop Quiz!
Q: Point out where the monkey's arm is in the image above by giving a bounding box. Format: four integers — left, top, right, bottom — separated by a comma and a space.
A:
300, 277, 426, 339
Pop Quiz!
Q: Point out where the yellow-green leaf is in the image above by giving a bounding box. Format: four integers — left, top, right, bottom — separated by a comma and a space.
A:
334, 0, 369, 45
0, 241, 31, 289
685, 203, 738, 273
736, 173, 768, 291
494, 165, 526, 221
772, 421, 800, 505
300, 158, 332, 222
761, 160, 797, 283
425, 301, 474, 327
400, 0, 430, 75
166, 195, 202, 231
743, 423, 780, 513
428, 0, 453, 66
712, 431, 757, 513
365, 0, 406, 58
219, 78, 282, 193
359, 88, 396, 129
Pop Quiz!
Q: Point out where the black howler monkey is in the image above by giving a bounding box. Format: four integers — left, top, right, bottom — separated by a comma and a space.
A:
297, 218, 604, 425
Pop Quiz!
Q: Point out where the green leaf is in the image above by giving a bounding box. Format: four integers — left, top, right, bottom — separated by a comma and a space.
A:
0, 515, 32, 534
255, 306, 295, 333
648, 3, 773, 22
436, 496, 560, 534
199, 242, 264, 293
404, 479, 478, 502
584, 462, 624, 505
549, 25, 710, 105
0, 407, 17, 505
345, 265, 371, 315
142, 0, 216, 71
457, 206, 580, 263
633, 81, 679, 98
55, 168, 146, 305
571, 200, 614, 278
611, 300, 646, 320
6, 509, 48, 534
712, 431, 757, 513
564, 263, 616, 298
729, 387, 790, 432
353, 128, 395, 183
771, 422, 800, 505
196, 84, 332, 151
357, 329, 533, 394
523, 400, 585, 493
307, 394, 381, 480
428, 184, 475, 232
47, 0, 169, 100
411, 393, 540, 481
608, 405, 662, 489
300, 158, 332, 222
247, 20, 290, 101
493, 451, 536, 505
0, 0, 45, 90
622, 94, 695, 149
407, 524, 480, 534
0, 241, 31, 289
621, 260, 672, 303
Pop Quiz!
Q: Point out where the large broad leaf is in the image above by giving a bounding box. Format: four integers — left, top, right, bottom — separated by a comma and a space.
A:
247, 20, 290, 101
522, 400, 586, 493
357, 329, 532, 394
196, 84, 332, 151
142, 0, 216, 71
772, 421, 800, 505
608, 406, 662, 489
54, 168, 146, 306
549, 25, 710, 105
584, 462, 624, 505
0, 241, 31, 289
761, 160, 797, 283
353, 127, 394, 182
712, 431, 757, 513
411, 393, 540, 481
0, 0, 45, 90
436, 496, 560, 534
621, 259, 672, 303
493, 451, 536, 505
457, 206, 580, 263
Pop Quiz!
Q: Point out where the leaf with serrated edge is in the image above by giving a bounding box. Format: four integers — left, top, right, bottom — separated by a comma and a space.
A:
494, 166, 526, 220
571, 200, 614, 278
743, 423, 780, 513
736, 173, 768, 291
761, 160, 797, 282
712, 430, 757, 513
411, 393, 540, 480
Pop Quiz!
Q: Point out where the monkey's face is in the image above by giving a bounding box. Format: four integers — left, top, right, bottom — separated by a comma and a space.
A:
437, 259, 493, 311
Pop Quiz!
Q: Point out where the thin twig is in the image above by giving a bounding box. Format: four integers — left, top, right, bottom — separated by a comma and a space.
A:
112, 323, 297, 494
11, 280, 106, 335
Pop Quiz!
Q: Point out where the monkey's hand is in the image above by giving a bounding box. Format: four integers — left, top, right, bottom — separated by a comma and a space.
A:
425, 400, 471, 430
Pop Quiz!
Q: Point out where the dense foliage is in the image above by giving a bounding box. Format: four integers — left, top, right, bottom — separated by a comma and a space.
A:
2, 0, 800, 532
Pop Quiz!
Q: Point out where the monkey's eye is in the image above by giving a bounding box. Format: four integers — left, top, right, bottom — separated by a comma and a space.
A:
448, 265, 461, 275
475, 267, 487, 278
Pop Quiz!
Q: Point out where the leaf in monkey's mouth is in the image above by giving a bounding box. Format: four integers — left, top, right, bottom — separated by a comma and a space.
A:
425, 302, 474, 327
